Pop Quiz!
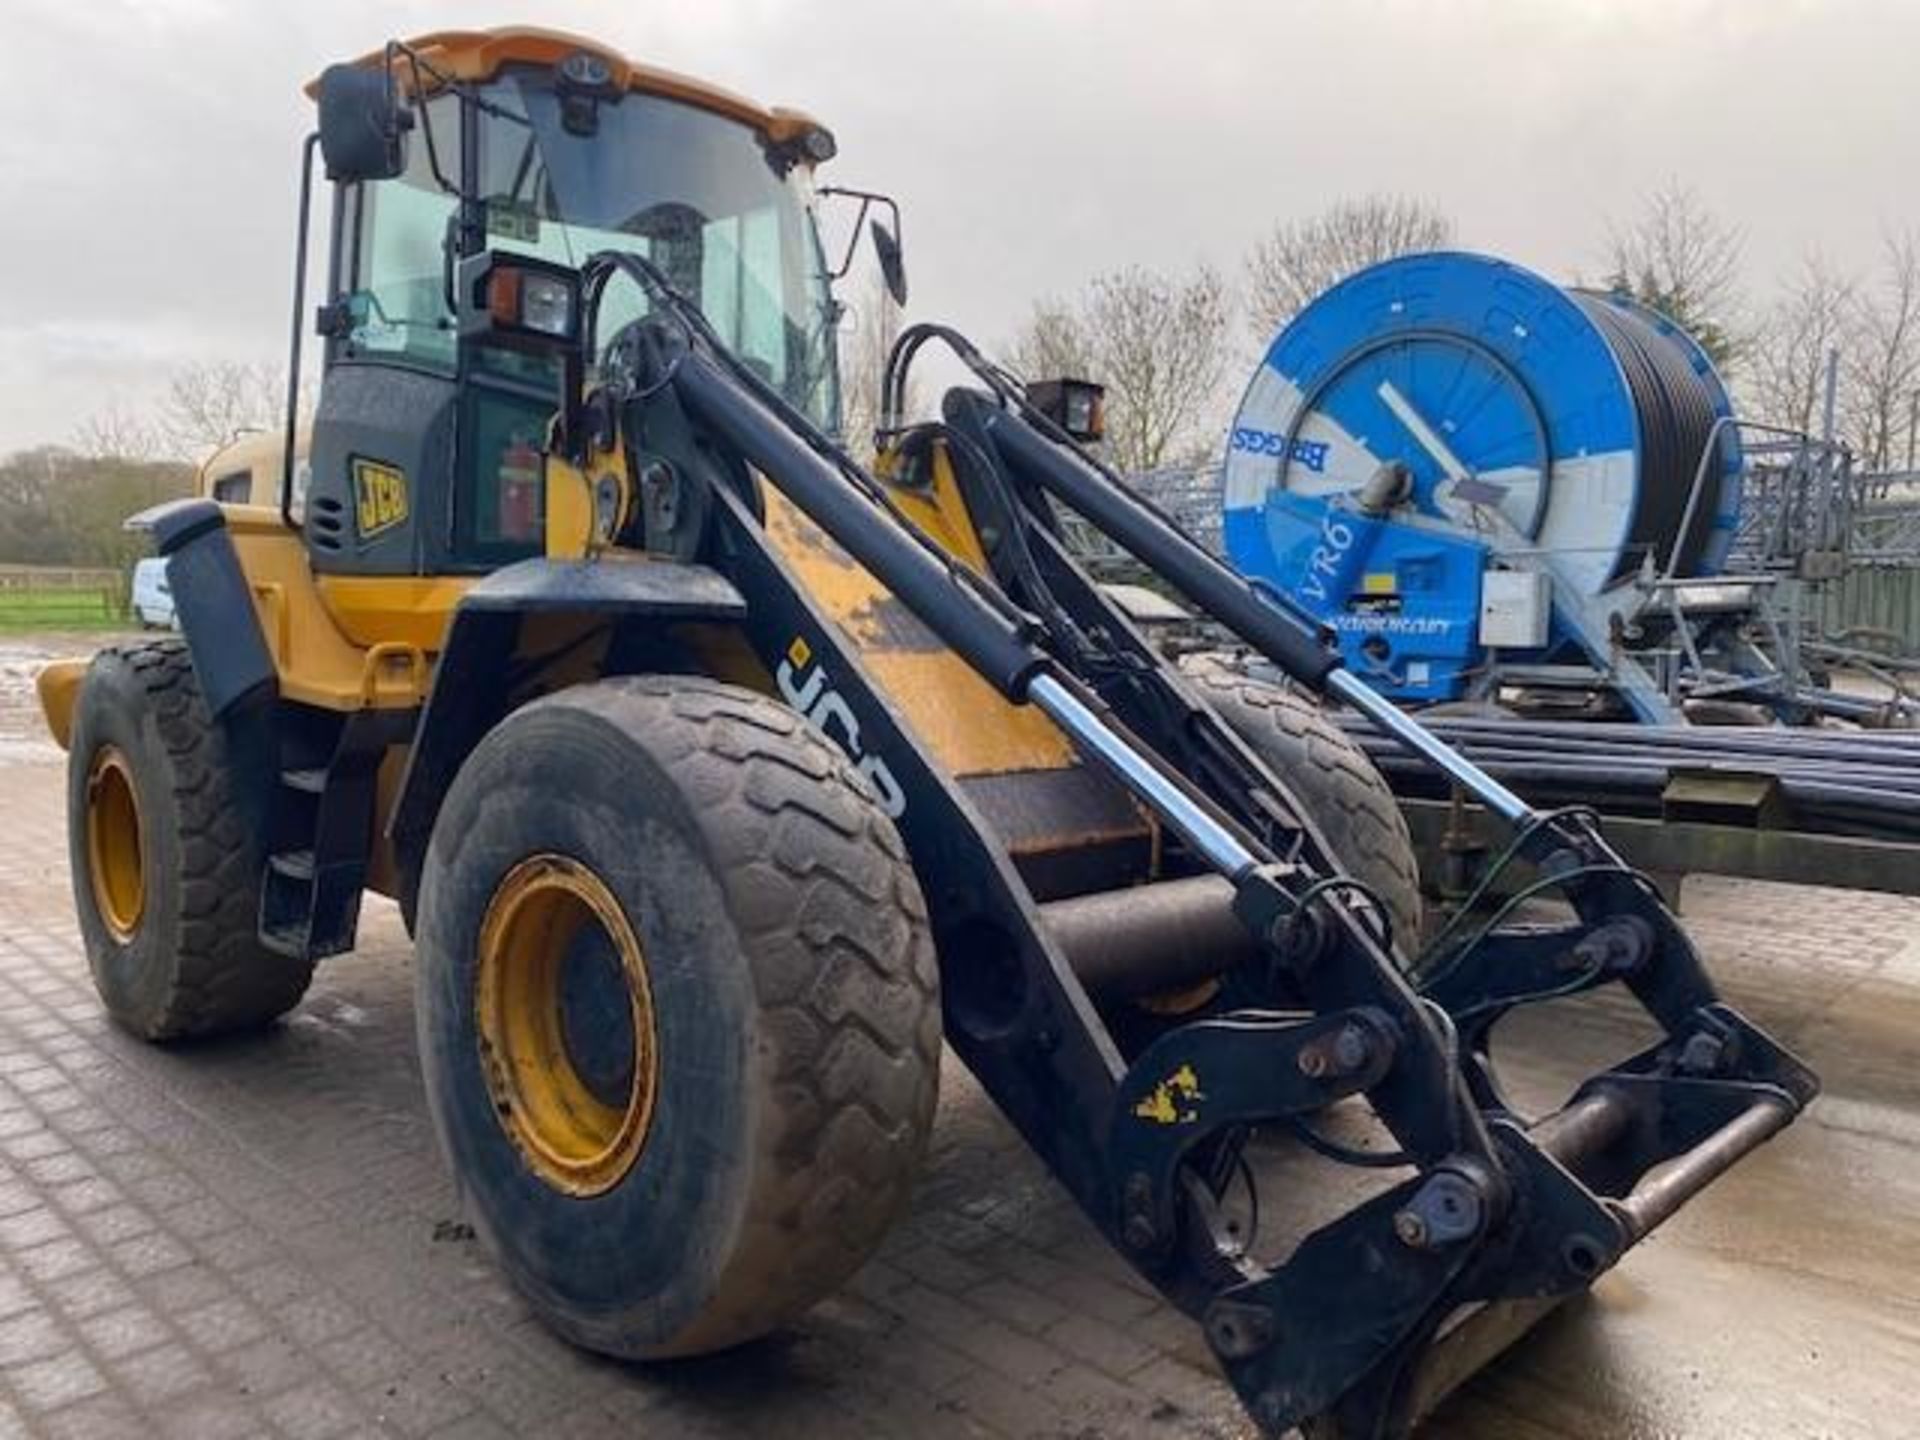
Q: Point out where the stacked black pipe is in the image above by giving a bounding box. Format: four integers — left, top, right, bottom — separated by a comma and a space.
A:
1338, 714, 1920, 842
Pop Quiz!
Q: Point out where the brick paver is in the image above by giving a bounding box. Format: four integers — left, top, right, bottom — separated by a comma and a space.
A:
0, 754, 1260, 1439
2, 731, 1917, 1438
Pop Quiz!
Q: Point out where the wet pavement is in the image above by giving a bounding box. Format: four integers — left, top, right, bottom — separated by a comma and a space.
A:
0, 648, 1916, 1437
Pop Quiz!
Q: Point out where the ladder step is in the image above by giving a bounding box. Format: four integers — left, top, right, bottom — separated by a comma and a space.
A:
258, 922, 310, 959
269, 849, 315, 882
281, 767, 328, 794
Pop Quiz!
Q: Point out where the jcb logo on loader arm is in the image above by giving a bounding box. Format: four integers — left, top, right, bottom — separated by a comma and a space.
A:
776, 638, 907, 820
352, 459, 409, 539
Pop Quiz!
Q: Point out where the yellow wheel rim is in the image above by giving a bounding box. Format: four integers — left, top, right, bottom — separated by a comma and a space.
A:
475, 855, 658, 1197
85, 746, 144, 942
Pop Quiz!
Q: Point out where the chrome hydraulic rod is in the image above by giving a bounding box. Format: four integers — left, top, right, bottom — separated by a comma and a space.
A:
1028, 673, 1260, 879
972, 397, 1538, 827
1325, 669, 1534, 826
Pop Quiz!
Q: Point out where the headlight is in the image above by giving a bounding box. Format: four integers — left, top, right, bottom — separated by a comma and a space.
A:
517, 274, 575, 338
485, 265, 576, 340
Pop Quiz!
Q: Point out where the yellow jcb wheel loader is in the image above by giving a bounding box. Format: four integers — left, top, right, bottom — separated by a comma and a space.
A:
35, 28, 1816, 1436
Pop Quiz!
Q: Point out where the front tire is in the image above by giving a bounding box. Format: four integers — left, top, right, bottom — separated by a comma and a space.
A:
1182, 658, 1424, 958
67, 640, 312, 1039
415, 676, 940, 1359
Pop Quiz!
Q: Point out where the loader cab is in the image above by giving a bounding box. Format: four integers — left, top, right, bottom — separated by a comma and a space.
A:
299, 30, 850, 582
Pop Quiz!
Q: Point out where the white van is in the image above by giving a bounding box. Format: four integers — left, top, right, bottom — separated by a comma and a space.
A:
130, 558, 176, 629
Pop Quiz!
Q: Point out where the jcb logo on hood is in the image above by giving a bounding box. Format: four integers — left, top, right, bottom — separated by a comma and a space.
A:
776, 638, 906, 819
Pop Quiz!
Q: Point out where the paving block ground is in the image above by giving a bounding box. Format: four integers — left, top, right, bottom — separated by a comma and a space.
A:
2, 662, 1917, 1438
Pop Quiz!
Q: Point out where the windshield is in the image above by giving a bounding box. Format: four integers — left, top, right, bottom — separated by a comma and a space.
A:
343, 69, 842, 430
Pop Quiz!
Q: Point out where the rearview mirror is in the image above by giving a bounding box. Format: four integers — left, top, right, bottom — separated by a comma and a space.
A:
317, 64, 411, 182
818, 186, 909, 307
871, 219, 908, 307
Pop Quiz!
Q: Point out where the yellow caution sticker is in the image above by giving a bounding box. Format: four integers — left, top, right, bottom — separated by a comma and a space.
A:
353, 459, 409, 539
1362, 571, 1397, 595
1132, 1064, 1205, 1125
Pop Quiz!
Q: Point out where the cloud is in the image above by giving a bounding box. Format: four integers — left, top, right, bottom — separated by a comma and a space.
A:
1, 0, 1916, 452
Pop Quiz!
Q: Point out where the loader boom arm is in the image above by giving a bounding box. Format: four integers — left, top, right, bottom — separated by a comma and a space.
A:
582, 278, 1820, 1437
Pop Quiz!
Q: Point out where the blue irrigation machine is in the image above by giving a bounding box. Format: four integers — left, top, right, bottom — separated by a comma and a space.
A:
1221, 251, 1758, 722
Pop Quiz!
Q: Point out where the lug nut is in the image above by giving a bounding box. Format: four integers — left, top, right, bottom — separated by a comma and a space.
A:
1393, 1208, 1430, 1249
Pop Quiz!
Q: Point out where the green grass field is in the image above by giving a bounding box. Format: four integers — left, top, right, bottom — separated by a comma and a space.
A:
0, 587, 129, 632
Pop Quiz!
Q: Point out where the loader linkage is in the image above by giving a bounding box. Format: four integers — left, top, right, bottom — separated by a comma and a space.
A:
577, 268, 1819, 1437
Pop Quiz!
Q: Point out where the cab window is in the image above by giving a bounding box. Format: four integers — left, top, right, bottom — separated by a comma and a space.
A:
341, 93, 462, 374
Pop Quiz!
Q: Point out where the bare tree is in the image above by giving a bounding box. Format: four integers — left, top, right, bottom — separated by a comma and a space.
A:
158, 360, 291, 460
837, 274, 914, 463
71, 402, 168, 462
1009, 300, 1091, 386
1842, 231, 1920, 470
1008, 264, 1231, 472
1244, 196, 1454, 336
1604, 181, 1747, 368
1746, 253, 1855, 436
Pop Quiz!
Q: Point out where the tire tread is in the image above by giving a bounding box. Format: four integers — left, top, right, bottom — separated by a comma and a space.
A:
1182, 659, 1423, 954
82, 640, 312, 1038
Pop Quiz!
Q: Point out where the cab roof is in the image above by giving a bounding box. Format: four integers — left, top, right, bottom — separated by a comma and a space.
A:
308, 26, 828, 149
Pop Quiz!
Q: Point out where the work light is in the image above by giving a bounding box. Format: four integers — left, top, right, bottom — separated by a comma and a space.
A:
458, 253, 583, 350
1025, 377, 1106, 443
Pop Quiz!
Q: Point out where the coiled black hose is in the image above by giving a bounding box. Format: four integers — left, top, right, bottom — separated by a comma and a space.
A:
1571, 294, 1729, 584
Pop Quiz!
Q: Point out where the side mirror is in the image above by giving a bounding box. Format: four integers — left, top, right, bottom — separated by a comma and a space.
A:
818, 186, 909, 306
317, 64, 411, 182
870, 219, 908, 307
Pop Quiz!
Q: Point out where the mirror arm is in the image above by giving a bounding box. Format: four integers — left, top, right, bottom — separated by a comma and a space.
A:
385, 41, 457, 197
817, 187, 876, 282
282, 133, 320, 532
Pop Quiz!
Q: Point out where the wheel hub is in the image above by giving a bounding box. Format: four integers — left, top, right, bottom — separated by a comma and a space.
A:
85, 746, 144, 942
475, 855, 658, 1196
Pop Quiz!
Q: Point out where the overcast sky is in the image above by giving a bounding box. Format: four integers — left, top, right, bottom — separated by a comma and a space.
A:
1, 0, 1916, 455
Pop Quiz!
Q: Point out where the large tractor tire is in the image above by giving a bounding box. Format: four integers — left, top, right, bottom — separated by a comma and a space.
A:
1181, 658, 1424, 960
66, 640, 313, 1039
415, 676, 940, 1359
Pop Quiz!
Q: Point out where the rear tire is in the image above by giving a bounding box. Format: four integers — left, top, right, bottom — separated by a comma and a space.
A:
1181, 658, 1423, 958
67, 640, 311, 1039
415, 676, 940, 1359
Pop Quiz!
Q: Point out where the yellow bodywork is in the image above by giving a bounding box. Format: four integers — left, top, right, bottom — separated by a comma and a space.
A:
197, 430, 307, 508
37, 410, 1134, 901
221, 507, 443, 710
36, 663, 83, 749
762, 491, 1075, 779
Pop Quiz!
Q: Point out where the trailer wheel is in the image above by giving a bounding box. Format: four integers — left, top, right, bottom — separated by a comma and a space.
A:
1181, 659, 1423, 959
415, 676, 939, 1359
67, 640, 310, 1039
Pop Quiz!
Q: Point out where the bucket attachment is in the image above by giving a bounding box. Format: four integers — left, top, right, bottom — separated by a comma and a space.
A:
1086, 801, 1819, 1438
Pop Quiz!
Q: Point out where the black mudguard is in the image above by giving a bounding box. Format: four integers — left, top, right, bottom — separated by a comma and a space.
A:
127, 499, 277, 717
386, 556, 750, 899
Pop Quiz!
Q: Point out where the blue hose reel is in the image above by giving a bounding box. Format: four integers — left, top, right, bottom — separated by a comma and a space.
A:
1221, 252, 1742, 705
